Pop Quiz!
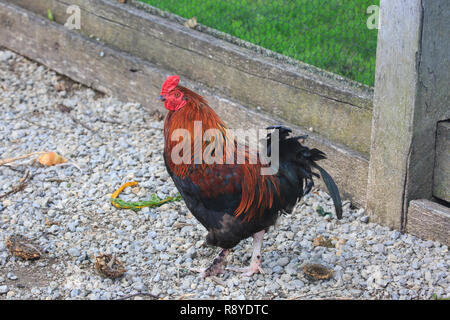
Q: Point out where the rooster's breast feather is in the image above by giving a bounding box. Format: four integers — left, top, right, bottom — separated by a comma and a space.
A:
165, 150, 280, 227
181, 164, 244, 210
165, 161, 244, 228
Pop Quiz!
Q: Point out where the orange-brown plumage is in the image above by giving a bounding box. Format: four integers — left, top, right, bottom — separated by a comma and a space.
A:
163, 85, 280, 222
159, 75, 342, 277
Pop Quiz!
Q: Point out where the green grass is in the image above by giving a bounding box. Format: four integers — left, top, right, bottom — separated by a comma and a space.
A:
140, 0, 379, 86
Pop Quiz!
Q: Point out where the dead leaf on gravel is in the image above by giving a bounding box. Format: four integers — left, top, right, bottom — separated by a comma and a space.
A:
313, 236, 334, 248
57, 103, 73, 113
95, 254, 126, 279
53, 81, 66, 92
303, 263, 334, 281
44, 217, 60, 227
6, 235, 42, 260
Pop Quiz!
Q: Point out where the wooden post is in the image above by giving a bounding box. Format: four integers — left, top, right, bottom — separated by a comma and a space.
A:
433, 121, 450, 203
366, 0, 450, 230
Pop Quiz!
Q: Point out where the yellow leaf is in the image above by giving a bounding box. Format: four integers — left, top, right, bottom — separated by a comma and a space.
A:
184, 17, 197, 29
37, 152, 67, 166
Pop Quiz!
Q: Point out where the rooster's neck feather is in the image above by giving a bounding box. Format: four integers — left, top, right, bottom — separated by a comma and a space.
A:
164, 87, 228, 176
163, 87, 280, 222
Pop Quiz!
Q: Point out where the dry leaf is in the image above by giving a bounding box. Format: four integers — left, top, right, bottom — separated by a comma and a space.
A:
53, 81, 66, 92
6, 235, 41, 260
95, 254, 126, 279
303, 263, 334, 281
184, 17, 197, 28
313, 236, 334, 248
45, 217, 60, 227
38, 152, 67, 166
57, 103, 73, 113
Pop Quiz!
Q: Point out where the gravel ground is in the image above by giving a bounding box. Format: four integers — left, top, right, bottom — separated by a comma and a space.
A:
0, 49, 449, 300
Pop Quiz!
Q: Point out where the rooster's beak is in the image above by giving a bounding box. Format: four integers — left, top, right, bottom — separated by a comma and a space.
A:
158, 95, 166, 102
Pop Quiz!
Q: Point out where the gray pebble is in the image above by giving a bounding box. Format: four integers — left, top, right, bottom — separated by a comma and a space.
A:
31, 288, 41, 295
374, 244, 385, 254
0, 51, 13, 61
391, 230, 401, 240
70, 289, 81, 298
277, 257, 290, 267
360, 216, 369, 223
48, 225, 60, 234
423, 240, 434, 248
67, 247, 81, 257
273, 266, 283, 274
0, 285, 8, 294
68, 221, 79, 232
7, 272, 17, 280
292, 280, 305, 289
285, 263, 297, 275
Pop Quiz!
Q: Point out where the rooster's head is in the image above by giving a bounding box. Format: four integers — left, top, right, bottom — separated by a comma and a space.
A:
159, 75, 187, 111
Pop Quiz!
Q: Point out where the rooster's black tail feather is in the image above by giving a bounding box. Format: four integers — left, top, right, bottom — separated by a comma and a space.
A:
312, 163, 343, 219
267, 125, 343, 220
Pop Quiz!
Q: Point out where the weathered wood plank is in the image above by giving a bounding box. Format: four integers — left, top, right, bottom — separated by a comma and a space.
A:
8, 0, 373, 155
366, 0, 450, 230
407, 199, 450, 246
0, 0, 369, 206
433, 121, 450, 202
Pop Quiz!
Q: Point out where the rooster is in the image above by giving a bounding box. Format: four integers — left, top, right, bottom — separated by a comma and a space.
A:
160, 75, 342, 277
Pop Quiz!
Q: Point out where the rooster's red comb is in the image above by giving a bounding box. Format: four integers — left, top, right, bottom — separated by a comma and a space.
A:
161, 75, 180, 96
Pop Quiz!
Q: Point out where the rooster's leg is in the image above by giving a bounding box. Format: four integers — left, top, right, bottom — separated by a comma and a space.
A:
227, 230, 265, 276
191, 249, 230, 278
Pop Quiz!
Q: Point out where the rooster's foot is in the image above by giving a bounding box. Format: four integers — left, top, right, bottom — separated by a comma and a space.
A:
226, 262, 264, 277
226, 230, 265, 277
189, 266, 224, 278
191, 249, 230, 278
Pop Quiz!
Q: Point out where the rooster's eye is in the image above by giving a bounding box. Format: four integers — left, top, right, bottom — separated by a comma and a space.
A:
174, 92, 180, 98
